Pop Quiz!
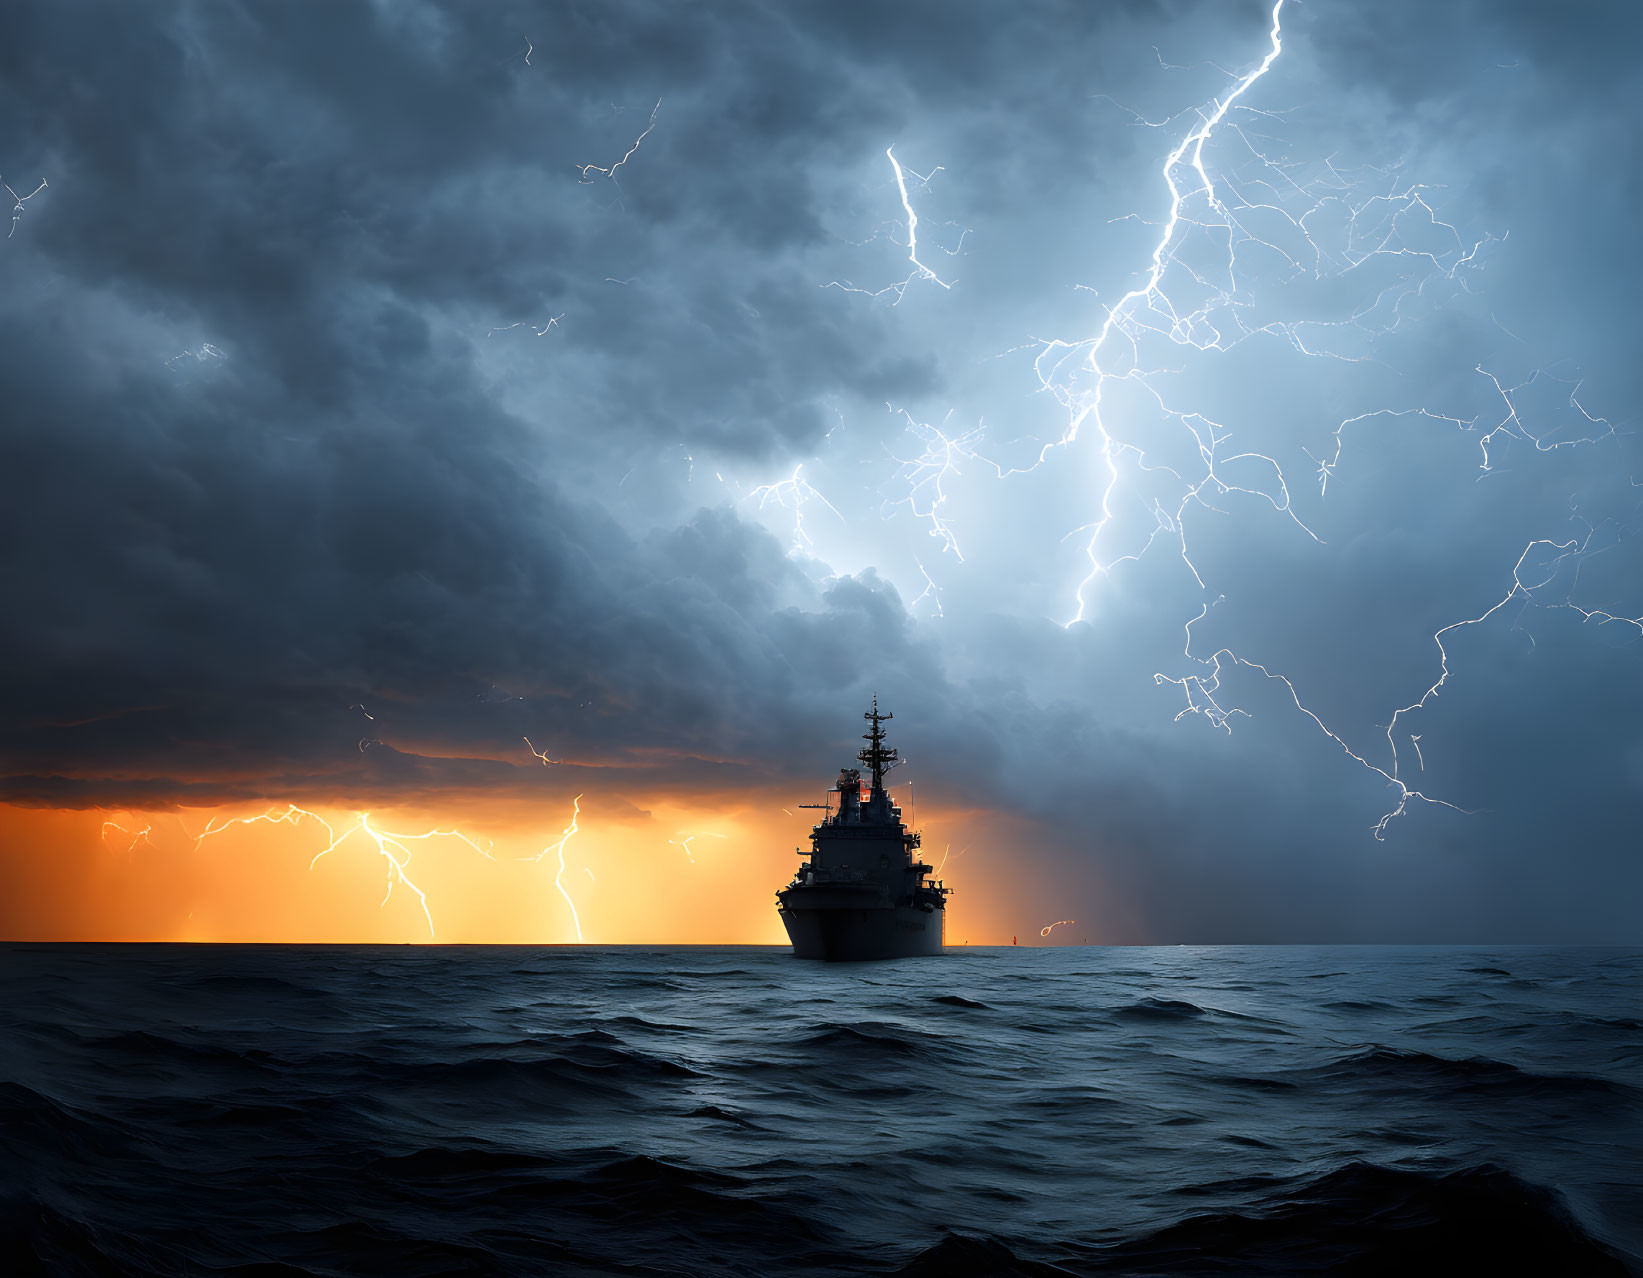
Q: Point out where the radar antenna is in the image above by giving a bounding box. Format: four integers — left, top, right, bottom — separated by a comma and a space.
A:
858, 693, 900, 792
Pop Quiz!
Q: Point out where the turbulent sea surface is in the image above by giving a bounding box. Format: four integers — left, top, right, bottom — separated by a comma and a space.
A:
1, 945, 1639, 1276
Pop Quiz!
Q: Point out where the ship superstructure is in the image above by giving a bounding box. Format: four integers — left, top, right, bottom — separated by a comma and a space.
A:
777, 699, 949, 960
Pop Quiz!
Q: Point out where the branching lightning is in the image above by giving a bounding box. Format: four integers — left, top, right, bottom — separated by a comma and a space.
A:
165, 343, 224, 370
3, 175, 46, 239
883, 408, 993, 562
825, 0, 1638, 840
488, 315, 562, 338
194, 804, 493, 938
668, 832, 723, 864
577, 100, 661, 185
824, 149, 969, 303
64, 5, 1634, 957
748, 463, 844, 553
524, 735, 560, 765
180, 791, 598, 942
911, 558, 944, 617
194, 804, 330, 851
100, 819, 153, 852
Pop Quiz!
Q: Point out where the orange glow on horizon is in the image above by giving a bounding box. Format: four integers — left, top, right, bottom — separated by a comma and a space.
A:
0, 797, 1113, 945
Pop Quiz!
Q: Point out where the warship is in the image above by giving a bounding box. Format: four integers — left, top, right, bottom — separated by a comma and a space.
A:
777, 699, 949, 960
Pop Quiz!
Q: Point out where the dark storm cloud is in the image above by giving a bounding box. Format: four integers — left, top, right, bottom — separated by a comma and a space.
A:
0, 0, 1637, 939
0, 0, 1191, 790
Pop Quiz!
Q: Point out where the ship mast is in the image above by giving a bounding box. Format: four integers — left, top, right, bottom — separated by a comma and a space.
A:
858, 694, 899, 793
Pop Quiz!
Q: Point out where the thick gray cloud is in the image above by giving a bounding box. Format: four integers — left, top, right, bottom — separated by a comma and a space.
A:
0, 0, 1637, 940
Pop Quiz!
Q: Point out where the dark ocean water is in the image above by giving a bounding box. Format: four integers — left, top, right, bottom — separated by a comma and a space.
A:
1, 945, 1638, 1277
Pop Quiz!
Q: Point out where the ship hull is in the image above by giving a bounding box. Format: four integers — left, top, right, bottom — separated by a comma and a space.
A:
780, 903, 944, 960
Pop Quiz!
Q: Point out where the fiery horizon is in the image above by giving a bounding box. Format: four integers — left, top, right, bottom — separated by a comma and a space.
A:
0, 796, 1061, 947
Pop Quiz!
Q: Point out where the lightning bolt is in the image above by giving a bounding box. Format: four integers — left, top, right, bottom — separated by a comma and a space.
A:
668, 832, 724, 864
3, 175, 46, 239
824, 150, 968, 303
195, 805, 493, 938
911, 558, 944, 617
164, 342, 224, 370
821, 0, 1638, 840
488, 314, 562, 338
310, 814, 431, 938
883, 408, 993, 561
1030, 0, 1295, 627
158, 794, 602, 941
523, 735, 560, 765
1369, 527, 1642, 806
934, 842, 970, 876
194, 804, 332, 851
525, 794, 585, 941
576, 100, 661, 184
99, 819, 153, 852
748, 463, 844, 553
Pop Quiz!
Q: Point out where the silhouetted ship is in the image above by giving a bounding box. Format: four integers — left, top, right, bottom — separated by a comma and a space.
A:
777, 699, 949, 960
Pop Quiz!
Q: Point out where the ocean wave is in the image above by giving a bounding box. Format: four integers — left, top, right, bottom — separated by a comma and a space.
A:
402, 1043, 701, 1098
365, 1144, 560, 1182
83, 1028, 273, 1073
172, 1094, 366, 1133
1583, 1014, 1642, 1032
574, 1155, 836, 1250
1113, 997, 1207, 1021
686, 1104, 767, 1130
1204, 1072, 1299, 1093
787, 1021, 951, 1060
277, 1219, 505, 1276
0, 1195, 157, 1278
4, 944, 1638, 1276
1087, 1162, 1631, 1275
598, 1013, 701, 1034
893, 1232, 1075, 1276
188, 973, 331, 999
1294, 1045, 1632, 1099
0, 1082, 130, 1173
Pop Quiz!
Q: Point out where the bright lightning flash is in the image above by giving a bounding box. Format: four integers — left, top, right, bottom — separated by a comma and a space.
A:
194, 804, 494, 939
523, 735, 560, 765
824, 150, 969, 303
100, 819, 153, 853
835, 0, 1636, 840
748, 463, 845, 553
525, 795, 585, 941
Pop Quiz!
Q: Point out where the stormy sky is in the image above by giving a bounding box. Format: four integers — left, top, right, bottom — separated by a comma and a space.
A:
1, 0, 1639, 942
